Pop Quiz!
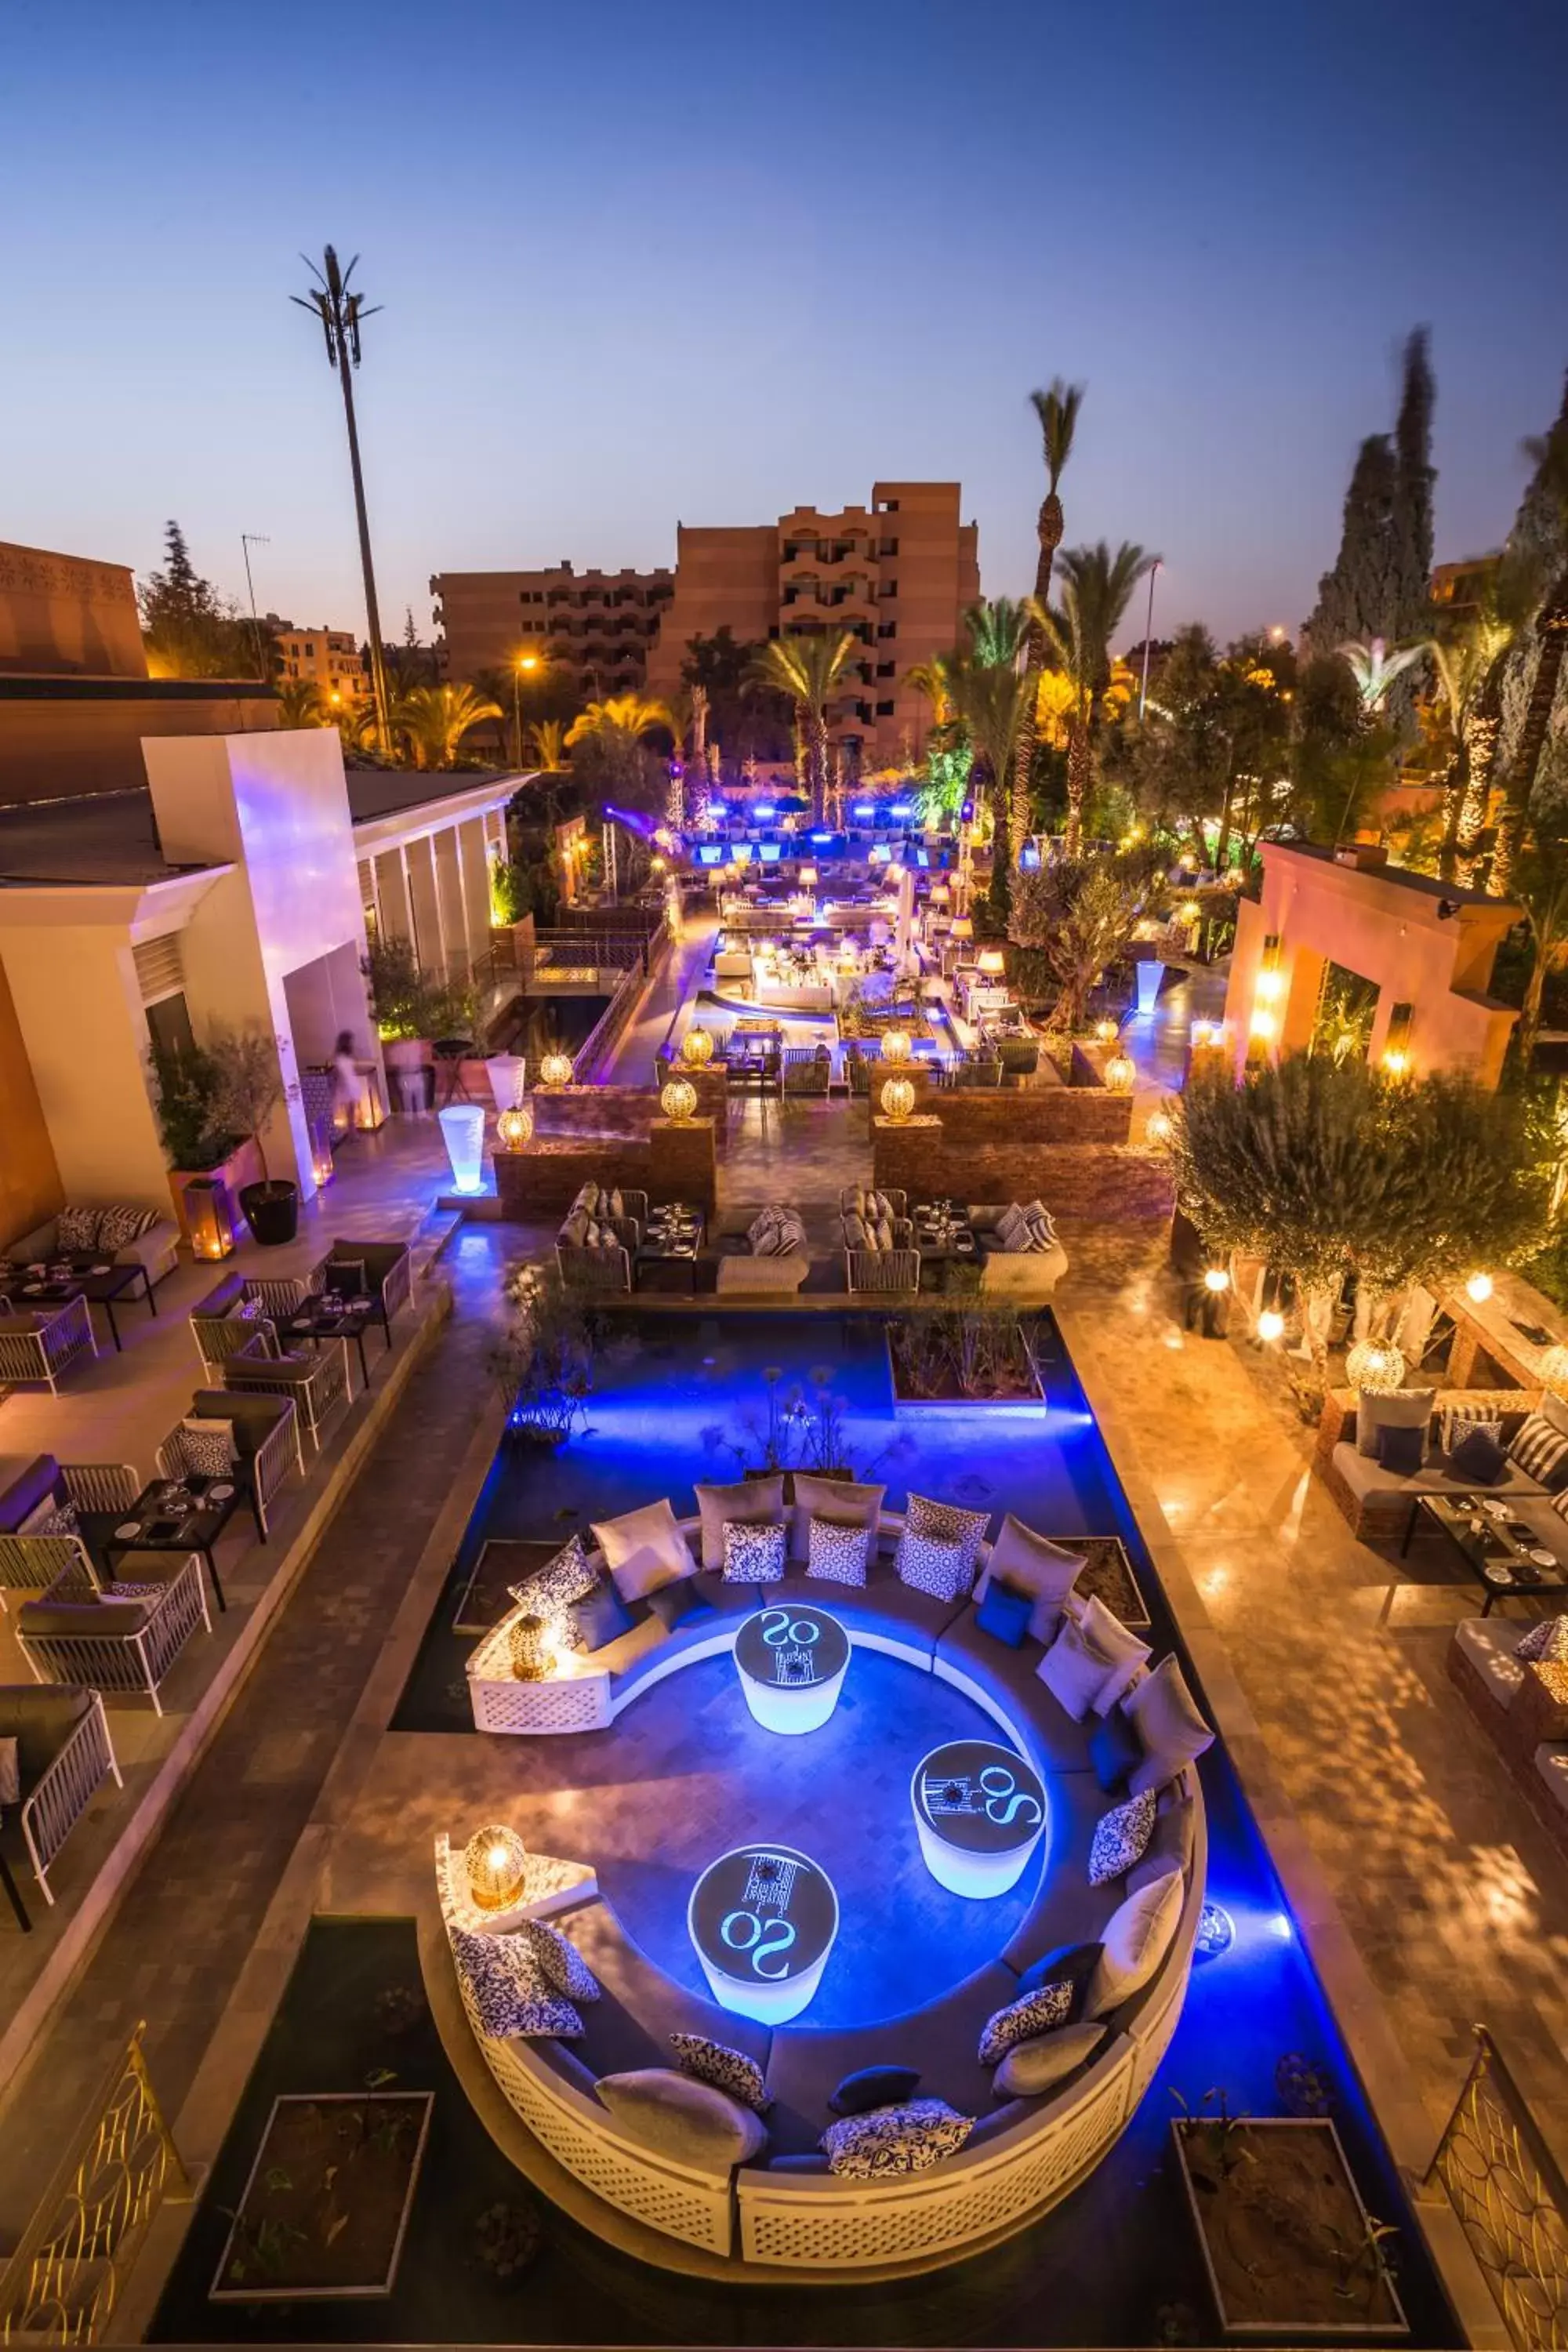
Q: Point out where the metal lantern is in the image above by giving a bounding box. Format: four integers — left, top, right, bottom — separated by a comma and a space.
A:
880, 1076, 916, 1123
1145, 1108, 1174, 1147
880, 1028, 913, 1065
681, 1028, 714, 1068
1345, 1337, 1407, 1396
1094, 1017, 1120, 1044
660, 1076, 698, 1124
1104, 1052, 1137, 1093
184, 1175, 237, 1262
495, 1102, 534, 1151
509, 1611, 552, 1681
539, 1051, 574, 1090
463, 1823, 528, 1912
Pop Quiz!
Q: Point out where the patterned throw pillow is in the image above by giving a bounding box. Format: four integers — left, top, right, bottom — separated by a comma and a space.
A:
56, 1207, 102, 1252
96, 1204, 159, 1250
508, 1918, 601, 2002
1443, 1403, 1504, 1457
906, 1491, 989, 1579
722, 1520, 786, 1584
1087, 1788, 1158, 1886
996, 1203, 1030, 1250
1510, 1413, 1568, 1490
820, 2098, 974, 2179
1515, 1615, 1568, 1664
895, 1528, 969, 1602
448, 1928, 583, 2040
807, 1517, 871, 1586
509, 1535, 598, 1649
669, 2031, 771, 2114
23, 1497, 79, 1541
978, 1980, 1075, 2066
174, 1417, 237, 1480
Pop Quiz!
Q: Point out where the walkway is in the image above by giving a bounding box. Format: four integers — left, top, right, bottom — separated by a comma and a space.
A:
593, 914, 717, 1086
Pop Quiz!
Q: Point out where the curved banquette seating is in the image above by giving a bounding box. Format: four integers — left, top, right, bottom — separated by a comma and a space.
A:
440, 1502, 1208, 2275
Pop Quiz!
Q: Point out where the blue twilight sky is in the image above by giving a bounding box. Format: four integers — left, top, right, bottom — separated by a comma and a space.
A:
2, 0, 1565, 654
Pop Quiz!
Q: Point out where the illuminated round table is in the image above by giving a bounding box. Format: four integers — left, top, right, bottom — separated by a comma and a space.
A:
732, 1602, 850, 1734
688, 1843, 839, 2024
912, 1740, 1047, 1899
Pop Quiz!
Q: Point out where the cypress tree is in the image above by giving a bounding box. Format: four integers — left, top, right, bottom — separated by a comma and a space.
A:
1301, 329, 1436, 660
1392, 327, 1436, 641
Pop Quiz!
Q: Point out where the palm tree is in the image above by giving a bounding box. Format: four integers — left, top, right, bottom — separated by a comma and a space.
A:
528, 717, 569, 771
905, 656, 957, 735
1337, 637, 1426, 717
1036, 540, 1158, 855
390, 681, 503, 771
749, 631, 858, 822
1426, 623, 1510, 880
1493, 419, 1568, 895
564, 692, 676, 754
1011, 381, 1084, 863
274, 678, 327, 728
963, 596, 1031, 670
947, 661, 1029, 840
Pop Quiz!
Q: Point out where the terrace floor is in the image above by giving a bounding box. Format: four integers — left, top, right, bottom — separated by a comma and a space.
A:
6, 956, 1568, 2324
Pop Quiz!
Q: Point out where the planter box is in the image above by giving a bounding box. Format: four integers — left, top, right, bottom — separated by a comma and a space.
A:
169, 1141, 263, 1243
885, 1319, 1048, 1408
1172, 2117, 1408, 2340
210, 2092, 433, 2302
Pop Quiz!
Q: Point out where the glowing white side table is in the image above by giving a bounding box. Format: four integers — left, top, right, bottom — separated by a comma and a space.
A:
912, 1739, 1047, 1898
688, 1843, 838, 2024
731, 1603, 850, 1734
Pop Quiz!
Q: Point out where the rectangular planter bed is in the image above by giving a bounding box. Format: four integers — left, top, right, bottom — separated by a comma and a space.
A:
211, 2091, 433, 2302
885, 1317, 1049, 1409
1171, 2116, 1409, 2340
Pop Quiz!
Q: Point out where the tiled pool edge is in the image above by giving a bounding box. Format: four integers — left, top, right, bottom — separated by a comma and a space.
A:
1054, 1298, 1505, 2350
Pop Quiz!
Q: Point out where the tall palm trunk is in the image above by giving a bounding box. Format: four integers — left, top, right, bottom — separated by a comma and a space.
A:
1063, 706, 1092, 858
803, 707, 829, 824
1214, 771, 1236, 875
1519, 948, 1549, 1070
1492, 583, 1568, 894
1011, 492, 1062, 862
1453, 686, 1502, 884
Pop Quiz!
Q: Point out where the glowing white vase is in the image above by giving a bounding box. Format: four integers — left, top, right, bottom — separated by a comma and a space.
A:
1135, 960, 1165, 1017
438, 1103, 487, 1196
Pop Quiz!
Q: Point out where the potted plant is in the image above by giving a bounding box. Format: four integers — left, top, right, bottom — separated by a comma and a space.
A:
364, 938, 445, 1105
208, 1025, 298, 1246
1171, 2090, 1407, 2339
151, 1042, 265, 1241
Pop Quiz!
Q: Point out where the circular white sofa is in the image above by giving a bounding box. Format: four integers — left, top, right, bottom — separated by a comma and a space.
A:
436, 1505, 1207, 2278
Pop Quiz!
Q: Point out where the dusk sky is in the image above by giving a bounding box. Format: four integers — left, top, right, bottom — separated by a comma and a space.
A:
5, 0, 1566, 653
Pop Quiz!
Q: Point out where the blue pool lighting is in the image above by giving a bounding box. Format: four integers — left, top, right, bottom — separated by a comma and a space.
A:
811, 830, 833, 844
754, 803, 775, 818
759, 843, 781, 862
697, 844, 724, 865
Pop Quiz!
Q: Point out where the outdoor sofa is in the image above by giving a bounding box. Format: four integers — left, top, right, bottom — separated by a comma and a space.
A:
5, 1205, 179, 1290
1316, 1385, 1556, 1543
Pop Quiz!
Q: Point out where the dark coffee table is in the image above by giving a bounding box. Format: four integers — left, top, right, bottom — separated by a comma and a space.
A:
637, 1208, 705, 1294
2, 1261, 151, 1351
1402, 1492, 1568, 1614
90, 1477, 245, 1612
279, 1295, 376, 1388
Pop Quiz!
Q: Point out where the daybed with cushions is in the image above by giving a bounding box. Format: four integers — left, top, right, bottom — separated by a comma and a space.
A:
1316, 1384, 1562, 1543
970, 1203, 1070, 1302
5, 1205, 178, 1290
714, 1205, 811, 1295
1449, 1608, 1568, 1864
452, 1484, 1210, 2272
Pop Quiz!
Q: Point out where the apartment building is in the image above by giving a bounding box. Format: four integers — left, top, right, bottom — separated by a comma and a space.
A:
644, 481, 980, 762
430, 563, 674, 696
267, 616, 368, 701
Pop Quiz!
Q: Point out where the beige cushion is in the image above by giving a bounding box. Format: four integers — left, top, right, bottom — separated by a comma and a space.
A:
590, 1498, 696, 1602
1123, 1657, 1214, 1795
789, 1474, 884, 1564
1087, 1866, 1184, 2018
993, 2020, 1109, 2099
596, 2068, 766, 2169
692, 1476, 786, 1571
1073, 1592, 1151, 1713
1354, 1387, 1435, 1458
1036, 1610, 1120, 1722
976, 1519, 1084, 1643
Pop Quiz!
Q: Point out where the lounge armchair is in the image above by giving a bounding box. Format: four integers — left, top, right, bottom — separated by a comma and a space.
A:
156, 1389, 299, 1539
189, 1273, 281, 1380
221, 1330, 354, 1452
782, 1045, 832, 1096
845, 1247, 921, 1294
310, 1240, 413, 1345
0, 1298, 96, 1394
16, 1553, 210, 1717
5, 1207, 178, 1290
0, 1685, 122, 1913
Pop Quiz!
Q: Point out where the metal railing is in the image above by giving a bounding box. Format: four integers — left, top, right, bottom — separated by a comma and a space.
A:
0, 2025, 191, 2343
1423, 2024, 1568, 2350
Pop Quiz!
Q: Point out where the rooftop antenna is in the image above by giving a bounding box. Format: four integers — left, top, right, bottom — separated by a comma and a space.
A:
292, 246, 392, 753
240, 533, 270, 677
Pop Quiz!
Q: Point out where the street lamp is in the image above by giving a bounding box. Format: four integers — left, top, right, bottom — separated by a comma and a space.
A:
292, 247, 392, 754
514, 652, 540, 770
1137, 560, 1163, 722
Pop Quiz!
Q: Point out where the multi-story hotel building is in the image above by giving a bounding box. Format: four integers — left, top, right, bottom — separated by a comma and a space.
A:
266, 617, 368, 702
432, 483, 978, 762
430, 564, 675, 698
644, 481, 979, 763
